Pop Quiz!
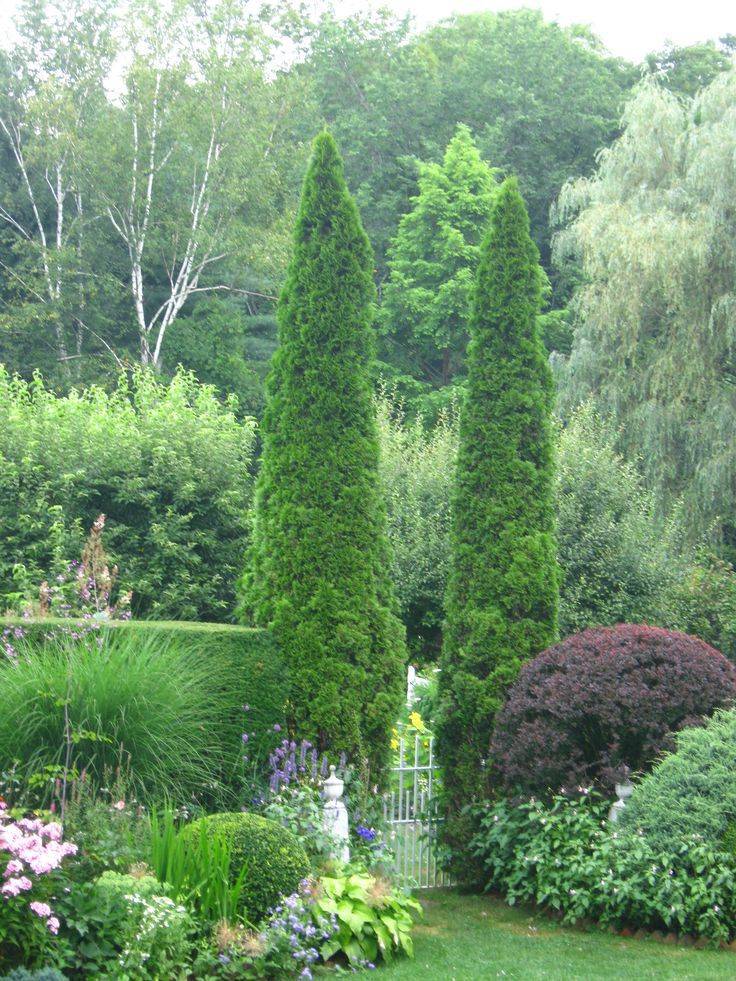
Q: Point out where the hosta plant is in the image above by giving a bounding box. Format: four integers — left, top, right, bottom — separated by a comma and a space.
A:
312, 869, 421, 967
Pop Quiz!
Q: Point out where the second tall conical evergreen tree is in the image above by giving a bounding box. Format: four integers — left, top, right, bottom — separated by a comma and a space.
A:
241, 131, 406, 781
437, 177, 559, 865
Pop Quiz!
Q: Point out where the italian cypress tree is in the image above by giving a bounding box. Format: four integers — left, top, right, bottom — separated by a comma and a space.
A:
240, 131, 406, 781
437, 177, 558, 862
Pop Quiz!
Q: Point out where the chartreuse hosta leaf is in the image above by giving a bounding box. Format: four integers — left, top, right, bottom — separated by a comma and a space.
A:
310, 869, 422, 966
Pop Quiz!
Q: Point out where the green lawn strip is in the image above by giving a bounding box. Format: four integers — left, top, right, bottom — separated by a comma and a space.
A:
367, 889, 735, 979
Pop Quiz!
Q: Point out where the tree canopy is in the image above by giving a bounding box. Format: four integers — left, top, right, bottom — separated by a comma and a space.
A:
555, 69, 736, 556
381, 125, 498, 390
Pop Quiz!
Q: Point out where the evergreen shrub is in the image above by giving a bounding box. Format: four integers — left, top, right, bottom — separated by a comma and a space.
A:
620, 708, 736, 850
242, 131, 405, 780
183, 812, 310, 922
437, 177, 558, 861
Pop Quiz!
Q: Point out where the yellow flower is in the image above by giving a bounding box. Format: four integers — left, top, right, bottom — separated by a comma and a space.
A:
409, 711, 426, 732
390, 738, 399, 750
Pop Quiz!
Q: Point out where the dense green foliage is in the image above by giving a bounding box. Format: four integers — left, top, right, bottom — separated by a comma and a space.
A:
376, 392, 457, 660
0, 623, 284, 802
0, 367, 255, 621
556, 405, 684, 636
470, 793, 736, 943
378, 395, 736, 660
183, 812, 310, 923
0, 972, 65, 981
555, 69, 736, 554
644, 38, 736, 97
437, 178, 558, 861
620, 709, 736, 851
670, 557, 736, 662
242, 132, 405, 780
56, 871, 179, 977
381, 125, 498, 389
308, 8, 634, 281
0, 2, 640, 398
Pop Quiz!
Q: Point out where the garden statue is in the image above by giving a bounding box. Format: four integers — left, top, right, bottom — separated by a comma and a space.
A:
323, 765, 350, 862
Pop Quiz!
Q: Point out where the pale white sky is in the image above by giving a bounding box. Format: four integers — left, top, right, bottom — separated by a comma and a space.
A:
0, 0, 732, 62
334, 0, 734, 61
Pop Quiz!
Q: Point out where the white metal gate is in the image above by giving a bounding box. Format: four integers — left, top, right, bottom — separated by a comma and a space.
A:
383, 733, 453, 888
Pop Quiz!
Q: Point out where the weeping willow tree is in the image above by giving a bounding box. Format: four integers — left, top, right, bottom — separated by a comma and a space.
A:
555, 70, 736, 551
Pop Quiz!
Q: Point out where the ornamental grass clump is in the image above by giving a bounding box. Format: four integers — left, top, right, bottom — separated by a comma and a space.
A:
492, 624, 736, 795
0, 630, 240, 804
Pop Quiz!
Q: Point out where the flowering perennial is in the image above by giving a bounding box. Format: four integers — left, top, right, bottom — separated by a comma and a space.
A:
0, 801, 77, 933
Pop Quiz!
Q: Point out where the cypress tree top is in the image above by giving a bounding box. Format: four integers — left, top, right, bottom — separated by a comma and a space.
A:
242, 131, 405, 781
438, 176, 558, 862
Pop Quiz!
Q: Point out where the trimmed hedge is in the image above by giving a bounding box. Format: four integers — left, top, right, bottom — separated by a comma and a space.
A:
0, 367, 256, 622
1, 618, 287, 774
492, 624, 736, 794
183, 812, 310, 922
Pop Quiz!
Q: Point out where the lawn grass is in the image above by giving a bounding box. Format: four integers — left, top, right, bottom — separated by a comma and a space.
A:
368, 889, 736, 979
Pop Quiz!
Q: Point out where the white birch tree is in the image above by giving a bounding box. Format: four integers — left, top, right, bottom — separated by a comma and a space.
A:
100, 0, 289, 368
0, 0, 115, 368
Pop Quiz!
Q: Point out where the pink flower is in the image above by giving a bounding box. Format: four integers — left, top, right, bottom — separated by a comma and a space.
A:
47, 916, 60, 934
30, 901, 52, 918
3, 859, 23, 877
42, 822, 63, 842
112, 800, 126, 811
1, 875, 33, 897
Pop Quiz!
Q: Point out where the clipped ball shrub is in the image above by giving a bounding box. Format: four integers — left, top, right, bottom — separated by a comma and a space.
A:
183, 813, 309, 922
492, 624, 736, 794
620, 708, 736, 850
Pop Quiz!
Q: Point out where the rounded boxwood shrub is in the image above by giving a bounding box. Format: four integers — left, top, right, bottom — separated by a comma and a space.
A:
183, 812, 309, 922
620, 708, 736, 850
492, 624, 736, 794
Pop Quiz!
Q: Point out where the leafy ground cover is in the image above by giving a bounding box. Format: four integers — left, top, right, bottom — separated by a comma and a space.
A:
365, 890, 736, 979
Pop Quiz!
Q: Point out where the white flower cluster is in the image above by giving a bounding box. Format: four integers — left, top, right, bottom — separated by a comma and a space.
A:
118, 892, 189, 971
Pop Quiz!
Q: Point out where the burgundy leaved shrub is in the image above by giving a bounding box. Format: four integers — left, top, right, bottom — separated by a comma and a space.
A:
491, 624, 736, 794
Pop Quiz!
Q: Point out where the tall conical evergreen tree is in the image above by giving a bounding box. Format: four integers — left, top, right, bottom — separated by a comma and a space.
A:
240, 131, 406, 780
437, 177, 558, 862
